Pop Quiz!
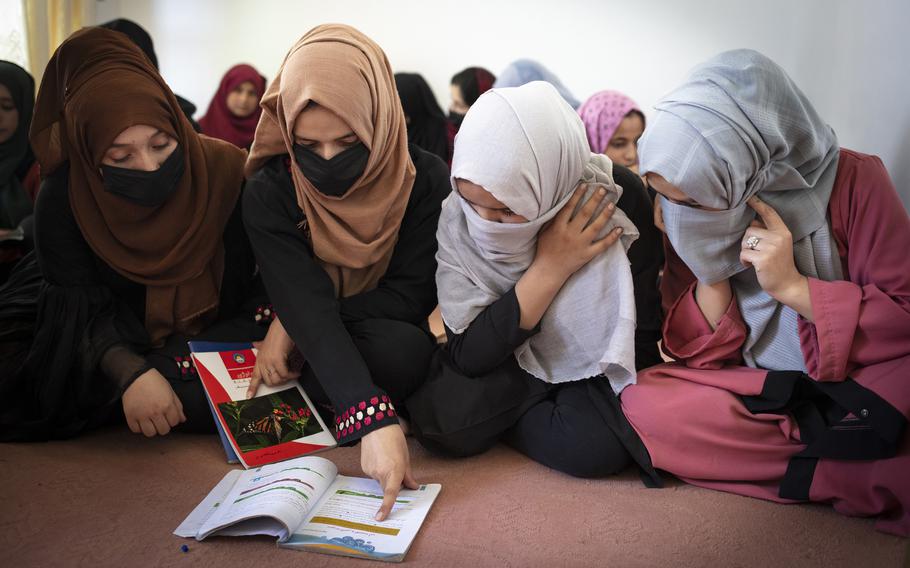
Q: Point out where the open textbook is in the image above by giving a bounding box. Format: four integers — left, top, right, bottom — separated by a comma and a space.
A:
175, 455, 441, 562
189, 341, 337, 468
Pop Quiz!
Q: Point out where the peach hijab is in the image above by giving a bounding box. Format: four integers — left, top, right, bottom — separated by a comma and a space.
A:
246, 24, 415, 297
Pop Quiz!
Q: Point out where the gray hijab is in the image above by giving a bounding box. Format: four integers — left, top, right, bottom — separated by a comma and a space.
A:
437, 81, 640, 392
638, 49, 843, 371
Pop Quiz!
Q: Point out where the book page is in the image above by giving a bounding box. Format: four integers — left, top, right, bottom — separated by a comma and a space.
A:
281, 476, 441, 561
174, 470, 242, 538
196, 456, 338, 540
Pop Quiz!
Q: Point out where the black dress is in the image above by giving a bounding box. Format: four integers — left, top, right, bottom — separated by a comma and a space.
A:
406, 165, 663, 482
242, 145, 450, 445
0, 165, 269, 441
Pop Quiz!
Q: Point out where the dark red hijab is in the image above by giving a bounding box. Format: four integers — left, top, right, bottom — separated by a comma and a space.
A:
198, 64, 266, 149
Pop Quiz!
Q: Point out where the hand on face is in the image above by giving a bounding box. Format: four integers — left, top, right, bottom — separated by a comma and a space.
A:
739, 196, 806, 301
534, 183, 624, 279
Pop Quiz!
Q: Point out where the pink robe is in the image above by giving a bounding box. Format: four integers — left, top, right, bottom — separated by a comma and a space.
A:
621, 149, 910, 536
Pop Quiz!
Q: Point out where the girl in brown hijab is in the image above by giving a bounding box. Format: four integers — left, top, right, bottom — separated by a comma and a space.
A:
0, 27, 268, 441
243, 24, 449, 521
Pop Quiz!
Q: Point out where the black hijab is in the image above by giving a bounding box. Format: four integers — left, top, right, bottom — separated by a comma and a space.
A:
0, 61, 35, 229
394, 72, 449, 163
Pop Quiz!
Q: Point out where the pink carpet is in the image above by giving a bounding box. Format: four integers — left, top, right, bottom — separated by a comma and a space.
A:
1, 427, 906, 567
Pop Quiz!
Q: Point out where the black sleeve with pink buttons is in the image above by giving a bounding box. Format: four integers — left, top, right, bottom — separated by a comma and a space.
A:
243, 146, 449, 444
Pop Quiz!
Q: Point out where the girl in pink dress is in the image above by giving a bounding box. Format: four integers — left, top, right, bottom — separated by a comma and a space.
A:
621, 49, 910, 536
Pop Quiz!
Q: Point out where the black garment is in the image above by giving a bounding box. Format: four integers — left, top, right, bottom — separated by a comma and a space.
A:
243, 144, 450, 444
406, 165, 664, 480
175, 95, 200, 133
616, 165, 664, 369
99, 19, 201, 132
297, 318, 434, 427
407, 292, 659, 482
394, 73, 450, 164
410, 350, 636, 478
0, 165, 268, 441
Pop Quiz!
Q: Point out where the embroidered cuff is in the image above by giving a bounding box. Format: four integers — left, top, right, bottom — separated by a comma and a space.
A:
174, 355, 198, 379
334, 394, 399, 443
254, 303, 277, 325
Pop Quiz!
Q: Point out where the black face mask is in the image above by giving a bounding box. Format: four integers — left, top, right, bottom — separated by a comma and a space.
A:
293, 142, 369, 197
448, 111, 465, 128
100, 145, 185, 207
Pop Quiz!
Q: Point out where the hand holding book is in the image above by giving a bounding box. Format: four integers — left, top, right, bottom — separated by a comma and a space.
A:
248, 316, 301, 398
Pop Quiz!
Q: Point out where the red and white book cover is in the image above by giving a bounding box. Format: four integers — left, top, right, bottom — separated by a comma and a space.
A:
189, 341, 337, 469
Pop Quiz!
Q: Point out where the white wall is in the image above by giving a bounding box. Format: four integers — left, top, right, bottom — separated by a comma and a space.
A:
92, 0, 910, 209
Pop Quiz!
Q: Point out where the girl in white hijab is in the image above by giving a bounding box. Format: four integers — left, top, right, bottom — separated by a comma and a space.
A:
407, 82, 663, 482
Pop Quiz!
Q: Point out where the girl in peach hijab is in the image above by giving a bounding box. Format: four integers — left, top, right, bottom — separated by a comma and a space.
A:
242, 24, 449, 521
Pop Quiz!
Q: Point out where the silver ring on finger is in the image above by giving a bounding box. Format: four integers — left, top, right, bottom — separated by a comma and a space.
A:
745, 235, 761, 250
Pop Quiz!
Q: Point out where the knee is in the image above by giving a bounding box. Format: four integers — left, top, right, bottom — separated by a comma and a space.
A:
350, 319, 434, 390
412, 427, 498, 458
542, 432, 631, 479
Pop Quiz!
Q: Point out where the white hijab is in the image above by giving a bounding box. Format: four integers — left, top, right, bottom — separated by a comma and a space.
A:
437, 81, 640, 393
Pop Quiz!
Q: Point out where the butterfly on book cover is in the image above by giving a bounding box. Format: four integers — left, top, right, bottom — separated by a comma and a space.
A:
242, 415, 283, 440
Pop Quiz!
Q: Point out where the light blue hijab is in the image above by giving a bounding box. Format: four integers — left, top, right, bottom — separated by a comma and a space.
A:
639, 49, 843, 372
493, 59, 580, 109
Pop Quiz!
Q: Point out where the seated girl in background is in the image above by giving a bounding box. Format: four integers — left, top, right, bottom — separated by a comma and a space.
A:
242, 24, 449, 521
578, 90, 645, 174
494, 59, 580, 108
0, 60, 39, 283
407, 81, 663, 482
621, 49, 910, 536
0, 28, 268, 441
199, 64, 267, 150
448, 66, 495, 129
394, 72, 450, 164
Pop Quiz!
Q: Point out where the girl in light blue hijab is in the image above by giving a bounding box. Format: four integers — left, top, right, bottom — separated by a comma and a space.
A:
493, 59, 580, 109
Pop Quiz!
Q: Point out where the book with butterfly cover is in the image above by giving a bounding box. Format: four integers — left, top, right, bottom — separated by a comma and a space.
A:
174, 455, 442, 562
189, 341, 337, 468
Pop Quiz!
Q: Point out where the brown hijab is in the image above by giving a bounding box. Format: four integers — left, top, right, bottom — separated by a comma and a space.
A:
30, 27, 246, 345
246, 24, 415, 297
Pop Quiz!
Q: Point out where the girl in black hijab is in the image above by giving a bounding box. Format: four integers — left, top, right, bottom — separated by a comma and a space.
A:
0, 61, 38, 282
394, 72, 450, 165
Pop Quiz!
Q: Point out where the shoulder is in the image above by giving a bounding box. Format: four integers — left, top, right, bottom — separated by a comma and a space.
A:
408, 143, 451, 208
833, 148, 891, 192
829, 148, 909, 252
830, 148, 897, 218
198, 134, 247, 178
35, 163, 71, 217
242, 154, 298, 218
